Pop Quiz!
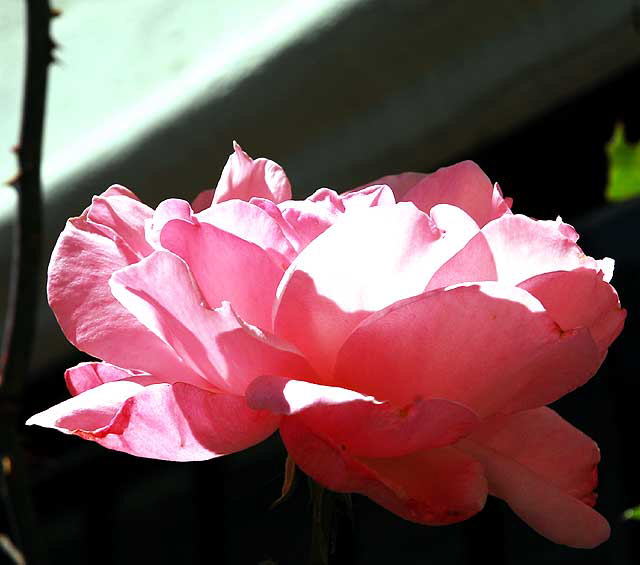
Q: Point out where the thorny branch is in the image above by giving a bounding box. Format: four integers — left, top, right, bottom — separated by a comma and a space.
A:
0, 1, 56, 562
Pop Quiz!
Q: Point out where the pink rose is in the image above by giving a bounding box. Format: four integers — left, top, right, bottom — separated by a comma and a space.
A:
28, 143, 625, 549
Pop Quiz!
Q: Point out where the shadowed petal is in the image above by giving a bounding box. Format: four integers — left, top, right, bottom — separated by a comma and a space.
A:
246, 376, 479, 457
356, 171, 426, 201
65, 361, 161, 396
334, 283, 601, 417
280, 418, 487, 525
460, 409, 609, 549
468, 408, 601, 504
192, 189, 214, 212
519, 268, 625, 355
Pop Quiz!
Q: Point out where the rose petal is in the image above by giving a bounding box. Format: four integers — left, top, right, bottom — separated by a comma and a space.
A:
246, 376, 479, 457
144, 198, 195, 249
492, 182, 513, 217
27, 381, 279, 462
399, 161, 508, 226
274, 203, 472, 377
110, 250, 315, 393
518, 268, 626, 355
48, 212, 202, 383
213, 142, 291, 204
250, 186, 397, 257
468, 408, 600, 504
192, 189, 214, 212
85, 185, 154, 258
459, 412, 610, 549
65, 361, 159, 396
160, 218, 284, 331
339, 184, 396, 211
428, 214, 597, 290
597, 257, 615, 283
280, 418, 487, 525
356, 171, 426, 201
275, 187, 347, 252
197, 199, 297, 267
334, 282, 602, 417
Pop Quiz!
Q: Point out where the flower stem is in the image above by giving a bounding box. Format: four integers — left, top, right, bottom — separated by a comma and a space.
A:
308, 477, 355, 565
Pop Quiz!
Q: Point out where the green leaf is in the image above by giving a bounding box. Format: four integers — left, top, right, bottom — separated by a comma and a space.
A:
623, 505, 640, 521
606, 123, 640, 202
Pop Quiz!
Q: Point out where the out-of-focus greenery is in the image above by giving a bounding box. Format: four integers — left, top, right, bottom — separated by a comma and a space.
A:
623, 505, 640, 521
606, 123, 640, 202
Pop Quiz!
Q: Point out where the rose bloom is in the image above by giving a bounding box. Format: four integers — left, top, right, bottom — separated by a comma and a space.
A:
29, 143, 625, 548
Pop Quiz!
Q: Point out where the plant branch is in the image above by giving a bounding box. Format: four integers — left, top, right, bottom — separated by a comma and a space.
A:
0, 0, 55, 562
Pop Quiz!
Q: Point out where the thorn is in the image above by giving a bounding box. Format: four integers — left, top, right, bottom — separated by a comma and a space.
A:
5, 171, 21, 188
9, 144, 20, 155
50, 7, 63, 19
47, 37, 62, 65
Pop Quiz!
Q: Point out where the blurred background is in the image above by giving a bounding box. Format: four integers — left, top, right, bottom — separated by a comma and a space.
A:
1, 0, 640, 563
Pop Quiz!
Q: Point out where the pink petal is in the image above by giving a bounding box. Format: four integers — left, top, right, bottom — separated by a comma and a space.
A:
65, 362, 158, 396
197, 199, 297, 267
459, 410, 610, 548
27, 381, 279, 462
339, 184, 396, 211
356, 171, 426, 201
47, 212, 202, 383
491, 182, 513, 217
274, 204, 472, 378
252, 186, 396, 257
85, 185, 154, 258
191, 189, 214, 212
400, 161, 508, 227
468, 408, 600, 504
160, 218, 284, 330
144, 198, 195, 249
334, 283, 602, 417
280, 418, 487, 525
276, 188, 347, 251
428, 214, 597, 290
519, 268, 626, 355
213, 142, 291, 204
246, 376, 479, 457
110, 250, 315, 394
597, 257, 615, 283
250, 197, 330, 256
